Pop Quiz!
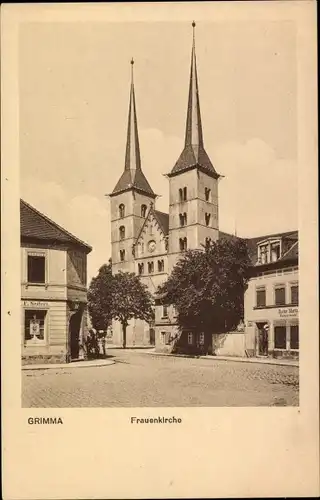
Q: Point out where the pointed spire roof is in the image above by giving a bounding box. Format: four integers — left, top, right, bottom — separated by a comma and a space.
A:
111, 59, 156, 198
169, 22, 220, 179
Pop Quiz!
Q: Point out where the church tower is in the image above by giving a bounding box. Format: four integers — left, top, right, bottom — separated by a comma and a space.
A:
109, 59, 156, 275
168, 22, 221, 271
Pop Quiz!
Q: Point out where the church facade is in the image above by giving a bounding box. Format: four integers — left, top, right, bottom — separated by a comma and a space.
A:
108, 25, 222, 349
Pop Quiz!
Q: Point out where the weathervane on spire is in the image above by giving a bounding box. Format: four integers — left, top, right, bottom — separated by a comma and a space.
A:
192, 20, 196, 44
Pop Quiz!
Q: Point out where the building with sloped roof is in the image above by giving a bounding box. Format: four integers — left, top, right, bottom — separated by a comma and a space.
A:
108, 24, 298, 358
20, 199, 92, 364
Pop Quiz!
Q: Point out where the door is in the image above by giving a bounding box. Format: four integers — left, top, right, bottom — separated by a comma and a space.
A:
257, 322, 269, 356
70, 310, 83, 359
149, 328, 155, 346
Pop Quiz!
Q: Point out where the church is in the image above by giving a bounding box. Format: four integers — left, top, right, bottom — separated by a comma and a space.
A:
108, 23, 299, 358
108, 23, 222, 348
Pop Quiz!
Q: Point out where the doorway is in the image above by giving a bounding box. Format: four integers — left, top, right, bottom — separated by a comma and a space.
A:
149, 328, 155, 346
70, 309, 83, 360
256, 322, 269, 356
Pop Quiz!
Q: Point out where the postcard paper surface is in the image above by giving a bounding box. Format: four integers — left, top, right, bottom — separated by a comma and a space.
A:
1, 1, 319, 499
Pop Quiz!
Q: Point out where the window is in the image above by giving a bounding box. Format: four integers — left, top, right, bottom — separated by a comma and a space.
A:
275, 285, 286, 305
187, 332, 193, 345
158, 260, 164, 272
259, 244, 268, 264
25, 310, 46, 342
148, 261, 154, 273
199, 332, 205, 345
179, 237, 187, 251
290, 285, 298, 305
256, 287, 266, 307
149, 223, 153, 235
179, 188, 183, 202
271, 242, 281, 262
274, 326, 286, 349
120, 249, 125, 262
205, 237, 211, 247
205, 187, 211, 202
138, 263, 144, 275
183, 187, 187, 201
119, 226, 125, 240
160, 332, 166, 344
205, 213, 211, 226
27, 254, 45, 284
141, 204, 147, 217
179, 213, 187, 227
119, 204, 125, 218
162, 305, 168, 318
290, 325, 299, 349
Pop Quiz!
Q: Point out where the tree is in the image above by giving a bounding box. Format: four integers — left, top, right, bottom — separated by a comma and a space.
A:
88, 262, 113, 331
158, 238, 251, 337
111, 272, 154, 348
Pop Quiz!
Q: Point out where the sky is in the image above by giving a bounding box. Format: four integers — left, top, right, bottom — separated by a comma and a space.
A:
19, 19, 298, 282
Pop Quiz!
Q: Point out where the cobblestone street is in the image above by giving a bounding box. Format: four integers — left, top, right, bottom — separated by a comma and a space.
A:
22, 349, 299, 407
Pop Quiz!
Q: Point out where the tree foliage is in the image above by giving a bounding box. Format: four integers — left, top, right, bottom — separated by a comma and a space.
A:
158, 238, 251, 334
88, 262, 113, 331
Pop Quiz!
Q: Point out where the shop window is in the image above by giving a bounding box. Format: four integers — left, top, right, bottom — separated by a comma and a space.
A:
290, 325, 299, 350
119, 226, 125, 240
141, 204, 147, 217
27, 254, 45, 284
275, 285, 286, 306
119, 204, 125, 218
274, 326, 286, 349
162, 305, 168, 318
187, 332, 193, 345
256, 287, 266, 308
148, 261, 154, 273
199, 332, 205, 345
205, 187, 211, 201
138, 263, 144, 275
25, 310, 46, 342
205, 213, 211, 226
158, 260, 164, 272
290, 285, 298, 305
120, 250, 125, 262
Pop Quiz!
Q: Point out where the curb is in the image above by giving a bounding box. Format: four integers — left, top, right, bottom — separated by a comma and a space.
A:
123, 349, 299, 368
22, 359, 115, 371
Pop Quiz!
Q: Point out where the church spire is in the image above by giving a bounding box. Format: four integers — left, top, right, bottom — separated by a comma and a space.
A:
169, 22, 219, 179
111, 59, 156, 197
185, 21, 203, 149
124, 58, 141, 171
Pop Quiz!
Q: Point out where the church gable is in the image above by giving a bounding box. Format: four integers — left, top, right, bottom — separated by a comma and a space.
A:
135, 210, 167, 259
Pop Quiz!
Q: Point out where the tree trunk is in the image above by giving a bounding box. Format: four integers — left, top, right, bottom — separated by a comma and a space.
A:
122, 322, 127, 349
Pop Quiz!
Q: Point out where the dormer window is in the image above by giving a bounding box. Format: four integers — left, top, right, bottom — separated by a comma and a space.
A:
257, 239, 282, 264
119, 204, 125, 218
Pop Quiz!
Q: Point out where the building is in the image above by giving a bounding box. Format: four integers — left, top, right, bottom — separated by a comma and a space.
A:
108, 24, 298, 359
244, 231, 299, 359
109, 24, 223, 347
20, 199, 92, 364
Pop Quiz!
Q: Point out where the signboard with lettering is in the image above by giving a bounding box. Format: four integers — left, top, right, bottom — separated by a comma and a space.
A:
23, 300, 49, 308
278, 307, 298, 318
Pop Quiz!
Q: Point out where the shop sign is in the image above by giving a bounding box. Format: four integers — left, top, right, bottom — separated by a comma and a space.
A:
23, 300, 49, 308
278, 307, 298, 318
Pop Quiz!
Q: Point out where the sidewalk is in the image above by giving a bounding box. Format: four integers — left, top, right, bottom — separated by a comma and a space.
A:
119, 348, 299, 367
22, 358, 115, 371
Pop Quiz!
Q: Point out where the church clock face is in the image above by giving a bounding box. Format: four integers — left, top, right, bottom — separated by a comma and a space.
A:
148, 240, 156, 253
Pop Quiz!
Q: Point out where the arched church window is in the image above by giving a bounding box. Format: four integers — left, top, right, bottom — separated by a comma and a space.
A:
179, 188, 183, 202
158, 260, 164, 272
119, 204, 125, 218
138, 263, 144, 275
205, 213, 211, 226
141, 204, 147, 217
148, 261, 154, 274
183, 187, 187, 201
119, 226, 125, 240
179, 213, 187, 227
205, 188, 211, 202
120, 249, 125, 262
179, 238, 187, 252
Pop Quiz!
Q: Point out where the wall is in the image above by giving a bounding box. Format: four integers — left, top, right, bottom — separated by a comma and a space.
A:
212, 332, 246, 357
